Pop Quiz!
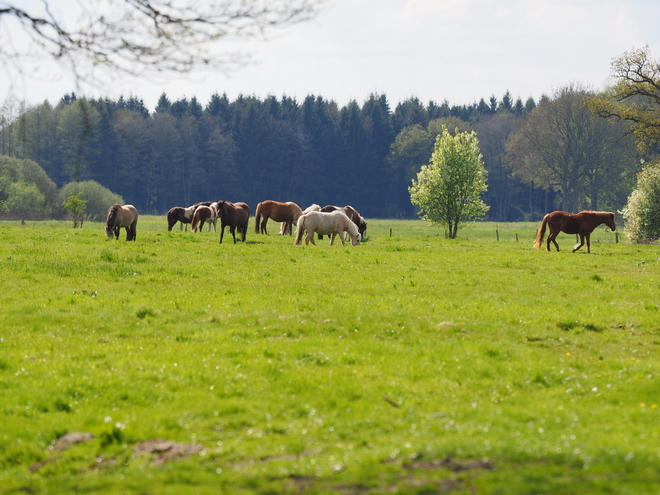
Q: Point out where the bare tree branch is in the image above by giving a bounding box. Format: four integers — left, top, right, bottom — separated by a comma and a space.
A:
0, 0, 322, 85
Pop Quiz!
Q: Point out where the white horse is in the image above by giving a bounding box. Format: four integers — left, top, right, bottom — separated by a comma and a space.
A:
191, 203, 218, 232
294, 210, 361, 246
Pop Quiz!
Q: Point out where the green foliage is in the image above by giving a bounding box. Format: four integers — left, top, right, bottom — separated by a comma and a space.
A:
409, 125, 489, 238
62, 194, 88, 228
5, 181, 45, 222
57, 181, 123, 221
621, 161, 660, 242
0, 217, 653, 494
0, 155, 58, 215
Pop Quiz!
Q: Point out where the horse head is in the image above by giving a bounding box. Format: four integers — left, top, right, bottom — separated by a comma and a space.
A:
606, 212, 616, 231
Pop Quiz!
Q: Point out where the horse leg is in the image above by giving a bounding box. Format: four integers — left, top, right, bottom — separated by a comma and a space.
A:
219, 226, 225, 244
261, 219, 268, 235
586, 234, 591, 253
547, 231, 559, 251
573, 235, 585, 253
231, 226, 237, 244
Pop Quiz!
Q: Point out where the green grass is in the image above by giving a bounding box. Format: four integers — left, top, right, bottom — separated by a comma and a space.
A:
1, 217, 659, 494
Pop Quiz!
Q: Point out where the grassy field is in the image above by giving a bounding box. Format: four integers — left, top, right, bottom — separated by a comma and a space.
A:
1, 216, 659, 494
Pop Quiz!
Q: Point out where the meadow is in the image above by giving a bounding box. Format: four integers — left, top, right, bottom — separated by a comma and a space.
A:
1, 216, 659, 494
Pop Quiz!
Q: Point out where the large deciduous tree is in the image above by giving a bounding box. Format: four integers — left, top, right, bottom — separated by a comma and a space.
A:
505, 84, 636, 213
587, 45, 660, 155
409, 125, 489, 238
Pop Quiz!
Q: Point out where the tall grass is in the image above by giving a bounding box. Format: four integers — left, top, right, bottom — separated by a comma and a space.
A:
1, 217, 659, 494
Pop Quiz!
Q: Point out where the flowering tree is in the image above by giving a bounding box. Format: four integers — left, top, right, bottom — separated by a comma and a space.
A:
409, 125, 489, 238
622, 161, 660, 243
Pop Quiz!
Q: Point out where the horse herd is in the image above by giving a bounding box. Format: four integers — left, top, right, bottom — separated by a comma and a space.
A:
106, 202, 616, 254
105, 200, 368, 246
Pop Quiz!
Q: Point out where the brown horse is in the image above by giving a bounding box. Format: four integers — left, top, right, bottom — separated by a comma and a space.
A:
105, 204, 138, 241
319, 205, 367, 239
217, 201, 250, 244
167, 205, 196, 231
534, 210, 616, 253
254, 200, 303, 235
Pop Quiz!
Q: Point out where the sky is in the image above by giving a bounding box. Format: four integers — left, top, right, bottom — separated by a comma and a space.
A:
2, 0, 660, 112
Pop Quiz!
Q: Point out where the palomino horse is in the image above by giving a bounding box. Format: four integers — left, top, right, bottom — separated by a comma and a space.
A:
294, 210, 361, 246
254, 200, 303, 235
279, 203, 321, 235
191, 203, 218, 232
105, 204, 138, 241
534, 210, 616, 253
319, 205, 367, 239
217, 201, 250, 244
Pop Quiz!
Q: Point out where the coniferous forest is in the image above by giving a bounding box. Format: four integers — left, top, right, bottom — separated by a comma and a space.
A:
0, 88, 642, 221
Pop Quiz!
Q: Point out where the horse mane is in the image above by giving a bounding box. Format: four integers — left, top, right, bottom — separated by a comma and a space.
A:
288, 202, 303, 220
106, 204, 120, 226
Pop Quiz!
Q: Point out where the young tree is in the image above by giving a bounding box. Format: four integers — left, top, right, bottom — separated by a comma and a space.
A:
409, 125, 489, 238
62, 193, 87, 228
621, 161, 660, 243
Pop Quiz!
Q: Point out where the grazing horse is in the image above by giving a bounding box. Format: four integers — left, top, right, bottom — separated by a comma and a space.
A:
294, 210, 361, 246
254, 200, 303, 235
534, 210, 616, 253
217, 201, 250, 244
167, 205, 196, 231
319, 205, 367, 239
105, 204, 138, 241
191, 203, 218, 232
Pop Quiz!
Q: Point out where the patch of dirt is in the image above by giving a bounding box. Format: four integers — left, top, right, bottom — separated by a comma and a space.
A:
406, 457, 494, 472
133, 439, 203, 466
31, 432, 95, 472
49, 432, 95, 452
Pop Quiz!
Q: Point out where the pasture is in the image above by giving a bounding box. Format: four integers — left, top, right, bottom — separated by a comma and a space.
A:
1, 217, 659, 494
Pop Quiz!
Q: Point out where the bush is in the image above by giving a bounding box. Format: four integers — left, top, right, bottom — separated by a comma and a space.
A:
621, 161, 660, 243
57, 181, 124, 221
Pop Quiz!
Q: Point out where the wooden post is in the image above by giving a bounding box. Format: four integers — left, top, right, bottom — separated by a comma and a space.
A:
496, 228, 499, 241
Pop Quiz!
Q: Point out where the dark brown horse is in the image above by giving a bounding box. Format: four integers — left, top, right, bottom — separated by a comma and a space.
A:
254, 200, 303, 235
217, 201, 250, 244
319, 205, 367, 239
105, 204, 138, 241
534, 210, 616, 253
167, 205, 196, 231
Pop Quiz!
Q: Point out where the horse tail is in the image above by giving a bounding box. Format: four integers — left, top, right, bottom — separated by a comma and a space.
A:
534, 214, 548, 249
254, 202, 262, 234
191, 210, 199, 232
294, 216, 305, 245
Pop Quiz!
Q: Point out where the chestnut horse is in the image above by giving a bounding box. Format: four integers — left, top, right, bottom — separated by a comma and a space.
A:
319, 205, 367, 239
294, 210, 361, 246
534, 210, 616, 253
279, 203, 321, 235
217, 201, 250, 244
105, 204, 138, 241
254, 200, 303, 235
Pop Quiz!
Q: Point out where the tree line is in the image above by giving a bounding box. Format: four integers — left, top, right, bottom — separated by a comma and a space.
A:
0, 84, 648, 221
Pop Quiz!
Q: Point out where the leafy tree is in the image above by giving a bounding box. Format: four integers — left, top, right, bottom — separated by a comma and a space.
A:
62, 193, 87, 228
621, 161, 660, 243
6, 181, 45, 224
505, 83, 637, 213
409, 125, 489, 238
587, 45, 660, 154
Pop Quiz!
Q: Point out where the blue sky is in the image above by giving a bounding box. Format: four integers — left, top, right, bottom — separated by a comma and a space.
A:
3, 0, 660, 111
